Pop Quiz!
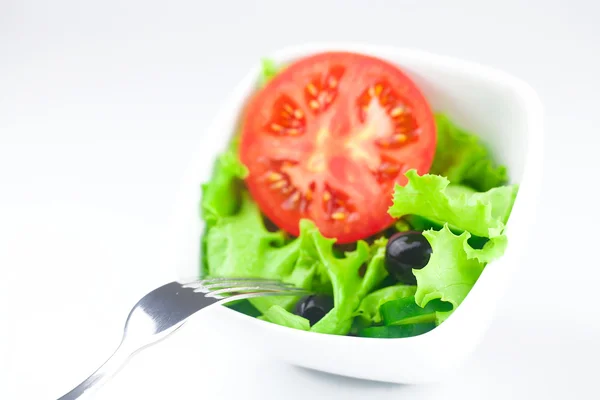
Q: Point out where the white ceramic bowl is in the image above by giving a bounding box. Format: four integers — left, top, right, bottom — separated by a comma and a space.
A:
167, 43, 543, 384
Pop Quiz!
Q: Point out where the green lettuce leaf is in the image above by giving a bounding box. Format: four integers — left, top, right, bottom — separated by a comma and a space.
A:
287, 228, 389, 335
259, 58, 280, 86
200, 149, 248, 274
201, 150, 248, 227
358, 237, 390, 297
353, 284, 417, 325
308, 235, 370, 335
414, 225, 507, 322
206, 193, 323, 313
262, 305, 310, 331
389, 170, 518, 238
394, 218, 413, 232
435, 311, 453, 325
432, 114, 508, 191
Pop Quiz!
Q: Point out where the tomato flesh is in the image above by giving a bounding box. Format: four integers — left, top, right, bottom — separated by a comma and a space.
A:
240, 52, 436, 243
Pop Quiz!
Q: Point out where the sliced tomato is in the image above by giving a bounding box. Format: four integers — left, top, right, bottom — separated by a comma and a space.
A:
239, 52, 436, 243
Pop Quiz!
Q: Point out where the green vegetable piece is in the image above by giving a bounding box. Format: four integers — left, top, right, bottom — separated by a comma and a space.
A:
414, 225, 507, 323
380, 296, 452, 326
257, 229, 391, 336
307, 233, 370, 335
306, 232, 390, 335
389, 170, 518, 238
200, 149, 248, 274
353, 285, 417, 325
431, 114, 508, 191
358, 323, 436, 338
206, 193, 321, 313
260, 58, 280, 86
358, 237, 390, 297
262, 305, 310, 331
393, 218, 413, 232
200, 150, 248, 227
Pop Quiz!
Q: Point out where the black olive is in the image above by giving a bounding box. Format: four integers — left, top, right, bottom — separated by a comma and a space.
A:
385, 231, 432, 285
293, 294, 334, 326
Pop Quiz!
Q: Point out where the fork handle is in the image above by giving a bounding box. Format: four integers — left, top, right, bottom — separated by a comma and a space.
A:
58, 341, 134, 400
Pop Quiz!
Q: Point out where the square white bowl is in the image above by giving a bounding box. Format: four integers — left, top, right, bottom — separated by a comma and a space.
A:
166, 43, 543, 384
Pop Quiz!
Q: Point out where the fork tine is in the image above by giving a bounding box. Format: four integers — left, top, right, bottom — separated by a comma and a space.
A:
204, 285, 308, 297
181, 277, 286, 290
183, 278, 297, 292
200, 277, 282, 284
213, 289, 311, 303
202, 280, 296, 290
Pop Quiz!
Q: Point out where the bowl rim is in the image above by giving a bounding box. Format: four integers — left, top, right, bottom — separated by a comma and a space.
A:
173, 42, 544, 344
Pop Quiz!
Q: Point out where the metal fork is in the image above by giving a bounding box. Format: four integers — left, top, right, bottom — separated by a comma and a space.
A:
58, 277, 309, 400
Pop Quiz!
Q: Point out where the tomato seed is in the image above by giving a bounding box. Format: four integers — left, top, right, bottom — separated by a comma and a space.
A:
393, 133, 408, 143
390, 107, 404, 117
270, 180, 287, 190
328, 76, 338, 88
332, 212, 346, 220
268, 172, 284, 181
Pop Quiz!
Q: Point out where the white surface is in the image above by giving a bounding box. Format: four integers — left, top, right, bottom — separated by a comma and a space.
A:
170, 42, 543, 384
1, 0, 598, 398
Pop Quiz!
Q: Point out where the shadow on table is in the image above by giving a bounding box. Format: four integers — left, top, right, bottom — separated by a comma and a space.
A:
292, 365, 412, 389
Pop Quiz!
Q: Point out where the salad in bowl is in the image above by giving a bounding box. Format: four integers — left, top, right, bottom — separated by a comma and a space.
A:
199, 50, 520, 339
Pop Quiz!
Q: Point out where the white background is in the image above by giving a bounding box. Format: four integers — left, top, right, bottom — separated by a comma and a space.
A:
1, 0, 599, 399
